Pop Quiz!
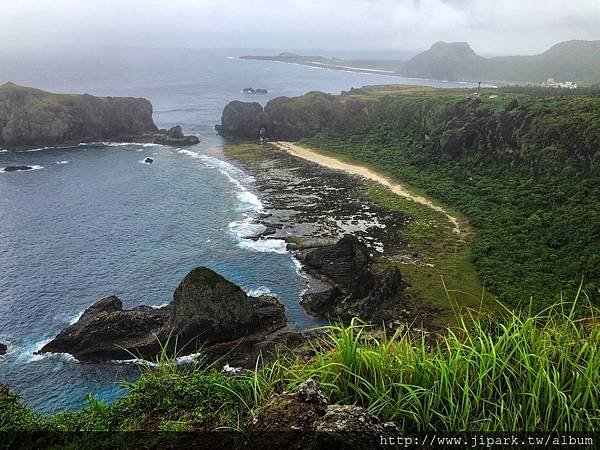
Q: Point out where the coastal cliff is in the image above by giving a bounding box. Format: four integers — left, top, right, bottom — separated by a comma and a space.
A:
0, 83, 158, 148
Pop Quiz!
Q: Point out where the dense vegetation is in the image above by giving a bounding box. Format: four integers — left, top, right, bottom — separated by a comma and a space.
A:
2, 297, 598, 441
298, 88, 600, 310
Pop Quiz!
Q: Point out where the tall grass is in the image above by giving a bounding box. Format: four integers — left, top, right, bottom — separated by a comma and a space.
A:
244, 293, 600, 432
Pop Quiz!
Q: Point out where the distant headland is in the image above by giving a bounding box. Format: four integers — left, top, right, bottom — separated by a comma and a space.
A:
0, 83, 199, 149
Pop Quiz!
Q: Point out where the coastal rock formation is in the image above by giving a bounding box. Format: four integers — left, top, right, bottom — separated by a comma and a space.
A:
170, 267, 286, 348
39, 296, 170, 361
250, 379, 396, 449
242, 88, 269, 94
153, 125, 199, 146
0, 83, 158, 148
0, 343, 6, 355
215, 101, 264, 138
39, 267, 286, 362
298, 235, 408, 321
217, 91, 374, 140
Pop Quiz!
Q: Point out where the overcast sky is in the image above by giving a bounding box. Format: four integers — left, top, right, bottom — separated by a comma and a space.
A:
2, 0, 600, 55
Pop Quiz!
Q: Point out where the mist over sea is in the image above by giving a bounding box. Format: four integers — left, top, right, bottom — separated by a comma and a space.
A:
0, 47, 473, 412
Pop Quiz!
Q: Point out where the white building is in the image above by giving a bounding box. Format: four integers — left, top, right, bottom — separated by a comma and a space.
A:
541, 78, 578, 89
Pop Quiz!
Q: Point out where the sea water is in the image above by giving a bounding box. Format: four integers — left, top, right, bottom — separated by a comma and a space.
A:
0, 47, 475, 412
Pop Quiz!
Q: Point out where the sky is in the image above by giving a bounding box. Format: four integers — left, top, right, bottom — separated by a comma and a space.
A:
2, 0, 600, 56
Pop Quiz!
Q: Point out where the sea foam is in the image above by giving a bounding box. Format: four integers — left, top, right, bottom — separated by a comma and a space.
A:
177, 149, 288, 254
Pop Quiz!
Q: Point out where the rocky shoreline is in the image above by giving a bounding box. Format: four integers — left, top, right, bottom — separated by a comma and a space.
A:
224, 142, 427, 325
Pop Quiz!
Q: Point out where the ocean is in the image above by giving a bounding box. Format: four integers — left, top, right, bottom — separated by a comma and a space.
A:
0, 47, 474, 412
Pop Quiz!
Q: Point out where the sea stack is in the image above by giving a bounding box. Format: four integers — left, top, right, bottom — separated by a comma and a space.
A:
39, 267, 286, 361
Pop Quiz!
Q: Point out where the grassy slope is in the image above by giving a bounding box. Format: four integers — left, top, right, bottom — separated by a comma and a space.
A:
298, 85, 600, 311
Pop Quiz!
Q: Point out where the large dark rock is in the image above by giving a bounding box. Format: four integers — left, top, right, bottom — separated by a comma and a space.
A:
299, 235, 408, 321
2, 166, 33, 172
215, 101, 264, 138
0, 82, 158, 148
0, 343, 6, 355
39, 267, 286, 362
39, 296, 170, 361
169, 267, 286, 347
153, 125, 199, 146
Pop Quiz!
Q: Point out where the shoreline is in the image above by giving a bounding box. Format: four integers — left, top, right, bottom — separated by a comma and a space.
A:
271, 141, 465, 236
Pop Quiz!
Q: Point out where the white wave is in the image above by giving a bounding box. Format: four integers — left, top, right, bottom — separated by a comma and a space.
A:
69, 310, 85, 325
56, 160, 70, 165
151, 302, 170, 309
229, 217, 266, 239
246, 286, 272, 297
0, 149, 8, 153
238, 237, 288, 254
112, 352, 203, 366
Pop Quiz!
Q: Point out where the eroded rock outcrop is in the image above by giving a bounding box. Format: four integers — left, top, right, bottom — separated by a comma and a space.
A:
216, 91, 374, 140
250, 379, 396, 449
215, 101, 264, 138
39, 267, 286, 362
298, 235, 408, 321
153, 125, 199, 146
39, 296, 169, 361
169, 267, 286, 348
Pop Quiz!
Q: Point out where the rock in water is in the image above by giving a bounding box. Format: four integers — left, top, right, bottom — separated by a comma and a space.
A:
153, 125, 199, 146
144, 157, 154, 164
0, 343, 7, 356
39, 267, 286, 361
2, 166, 33, 172
299, 235, 408, 321
38, 296, 170, 361
169, 267, 286, 347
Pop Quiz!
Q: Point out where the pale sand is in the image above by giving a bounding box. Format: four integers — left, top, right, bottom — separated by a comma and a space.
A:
273, 141, 464, 236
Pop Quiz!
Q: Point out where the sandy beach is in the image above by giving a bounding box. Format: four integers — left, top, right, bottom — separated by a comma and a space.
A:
272, 141, 464, 236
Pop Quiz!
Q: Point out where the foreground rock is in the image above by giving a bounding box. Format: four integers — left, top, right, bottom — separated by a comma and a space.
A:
0, 83, 158, 148
2, 166, 33, 172
170, 267, 286, 348
153, 125, 200, 146
39, 267, 286, 361
0, 343, 6, 355
298, 235, 409, 321
250, 379, 396, 449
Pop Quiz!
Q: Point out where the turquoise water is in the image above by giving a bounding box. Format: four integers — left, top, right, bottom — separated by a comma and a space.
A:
0, 47, 475, 412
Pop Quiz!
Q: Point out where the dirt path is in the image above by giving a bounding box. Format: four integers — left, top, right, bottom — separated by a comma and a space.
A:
273, 141, 464, 236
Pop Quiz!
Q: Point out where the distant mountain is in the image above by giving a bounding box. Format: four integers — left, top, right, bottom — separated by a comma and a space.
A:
240, 40, 600, 85
403, 42, 486, 81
